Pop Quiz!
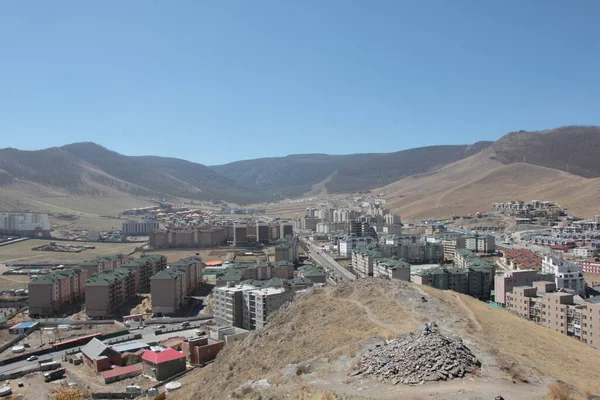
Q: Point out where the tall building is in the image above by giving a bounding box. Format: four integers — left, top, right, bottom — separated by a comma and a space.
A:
396, 243, 444, 264
233, 224, 248, 246
542, 256, 586, 296
150, 257, 205, 316
121, 254, 167, 292
279, 222, 293, 239
256, 223, 270, 244
79, 255, 129, 277
465, 234, 496, 253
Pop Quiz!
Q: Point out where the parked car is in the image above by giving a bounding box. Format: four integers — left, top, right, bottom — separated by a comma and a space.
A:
181, 321, 190, 328
157, 325, 166, 329
26, 356, 38, 362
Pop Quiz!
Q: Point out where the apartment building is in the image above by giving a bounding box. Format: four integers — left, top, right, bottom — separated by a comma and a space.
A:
494, 269, 555, 305
256, 223, 270, 244
149, 227, 228, 249
122, 220, 160, 236
275, 238, 298, 263
213, 283, 291, 330
374, 258, 410, 281
441, 235, 467, 261
501, 248, 542, 270
150, 257, 204, 316
573, 247, 598, 258
338, 237, 375, 257
465, 234, 496, 253
242, 287, 291, 330
0, 212, 50, 236
121, 254, 167, 292
297, 264, 326, 284
425, 224, 447, 235
79, 255, 129, 277
28, 268, 88, 317
413, 264, 494, 300
579, 260, 600, 275
506, 282, 600, 349
280, 222, 294, 239
396, 243, 443, 264
542, 256, 586, 296
233, 224, 248, 246
85, 269, 137, 318
215, 261, 294, 286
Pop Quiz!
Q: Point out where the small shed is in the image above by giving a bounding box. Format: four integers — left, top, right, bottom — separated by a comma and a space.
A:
8, 322, 39, 335
141, 348, 186, 381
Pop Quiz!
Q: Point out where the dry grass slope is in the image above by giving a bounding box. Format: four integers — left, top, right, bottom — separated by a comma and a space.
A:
384, 149, 600, 219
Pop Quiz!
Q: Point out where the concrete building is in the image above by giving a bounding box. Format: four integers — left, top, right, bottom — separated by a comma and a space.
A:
275, 238, 298, 263
213, 283, 291, 330
542, 256, 586, 296
440, 235, 466, 261
242, 286, 290, 330
338, 236, 375, 257
501, 248, 542, 270
121, 254, 167, 292
396, 243, 444, 264
579, 260, 600, 275
79, 255, 129, 277
81, 338, 121, 373
297, 264, 326, 284
465, 234, 496, 253
256, 223, 270, 244
494, 269, 555, 305
233, 224, 248, 246
149, 227, 228, 249
505, 282, 600, 349
374, 258, 410, 281
28, 268, 88, 317
182, 336, 224, 365
0, 212, 50, 236
280, 222, 294, 239
573, 247, 599, 258
122, 220, 160, 236
141, 348, 187, 381
150, 257, 203, 316
85, 269, 137, 318
413, 263, 494, 300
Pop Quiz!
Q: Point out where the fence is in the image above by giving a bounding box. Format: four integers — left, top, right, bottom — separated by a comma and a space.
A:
0, 333, 26, 355
91, 392, 140, 399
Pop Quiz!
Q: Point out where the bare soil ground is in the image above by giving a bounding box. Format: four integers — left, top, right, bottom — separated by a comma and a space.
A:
174, 279, 600, 400
0, 274, 30, 291
144, 249, 234, 263
0, 240, 140, 265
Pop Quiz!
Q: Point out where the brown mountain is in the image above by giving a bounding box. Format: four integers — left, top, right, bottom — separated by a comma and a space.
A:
384, 126, 600, 219
0, 143, 268, 205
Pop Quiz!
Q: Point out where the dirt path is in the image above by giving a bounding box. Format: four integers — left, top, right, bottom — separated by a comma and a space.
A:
344, 298, 407, 334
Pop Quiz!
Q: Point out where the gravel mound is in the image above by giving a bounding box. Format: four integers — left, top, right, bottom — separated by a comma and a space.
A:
357, 332, 481, 385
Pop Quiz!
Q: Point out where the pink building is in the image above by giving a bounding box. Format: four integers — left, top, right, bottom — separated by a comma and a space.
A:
494, 269, 554, 305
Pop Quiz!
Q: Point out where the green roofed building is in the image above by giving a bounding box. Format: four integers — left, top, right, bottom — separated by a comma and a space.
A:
85, 268, 137, 318
298, 264, 326, 284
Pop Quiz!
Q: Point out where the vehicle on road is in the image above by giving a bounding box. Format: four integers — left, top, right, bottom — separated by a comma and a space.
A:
181, 321, 190, 328
157, 324, 166, 329
44, 368, 65, 382
26, 356, 38, 362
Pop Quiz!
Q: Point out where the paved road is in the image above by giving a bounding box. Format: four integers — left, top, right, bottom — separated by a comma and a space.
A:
300, 238, 355, 281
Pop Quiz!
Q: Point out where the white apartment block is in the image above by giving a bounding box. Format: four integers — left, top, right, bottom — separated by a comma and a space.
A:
122, 220, 160, 235
573, 247, 598, 258
213, 283, 291, 330
465, 234, 495, 253
338, 236, 375, 257
0, 212, 50, 232
542, 256, 586, 296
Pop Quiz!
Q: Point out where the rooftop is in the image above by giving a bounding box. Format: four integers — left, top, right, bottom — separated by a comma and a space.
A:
142, 348, 186, 364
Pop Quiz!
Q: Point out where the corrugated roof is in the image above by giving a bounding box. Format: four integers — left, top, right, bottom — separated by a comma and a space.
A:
112, 342, 149, 353
81, 338, 113, 360
100, 364, 143, 379
142, 348, 186, 364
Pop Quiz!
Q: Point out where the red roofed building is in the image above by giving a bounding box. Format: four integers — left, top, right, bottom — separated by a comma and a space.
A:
501, 249, 542, 270
141, 348, 186, 381
99, 364, 143, 384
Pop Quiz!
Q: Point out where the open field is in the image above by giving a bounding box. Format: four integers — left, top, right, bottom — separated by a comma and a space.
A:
584, 273, 600, 286
144, 249, 235, 263
0, 181, 153, 231
0, 274, 29, 291
0, 239, 141, 265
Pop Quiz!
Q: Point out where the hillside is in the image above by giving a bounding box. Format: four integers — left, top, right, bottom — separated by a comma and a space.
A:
175, 279, 600, 399
383, 127, 600, 219
211, 143, 492, 197
491, 126, 600, 177
0, 143, 268, 206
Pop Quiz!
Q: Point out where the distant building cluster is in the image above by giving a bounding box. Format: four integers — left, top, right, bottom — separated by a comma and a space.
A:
492, 200, 565, 226
0, 212, 51, 237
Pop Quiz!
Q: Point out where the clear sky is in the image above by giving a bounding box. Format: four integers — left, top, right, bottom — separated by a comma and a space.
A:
1, 1, 599, 165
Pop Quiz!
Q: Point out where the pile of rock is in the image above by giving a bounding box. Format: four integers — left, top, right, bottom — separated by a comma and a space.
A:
357, 332, 480, 385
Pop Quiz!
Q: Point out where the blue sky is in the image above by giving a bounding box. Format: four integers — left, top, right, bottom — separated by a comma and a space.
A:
1, 1, 599, 165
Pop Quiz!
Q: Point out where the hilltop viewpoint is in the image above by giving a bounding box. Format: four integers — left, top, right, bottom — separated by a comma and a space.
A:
173, 279, 600, 400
